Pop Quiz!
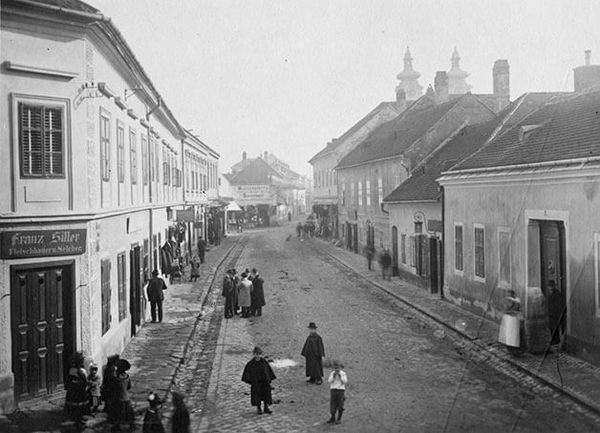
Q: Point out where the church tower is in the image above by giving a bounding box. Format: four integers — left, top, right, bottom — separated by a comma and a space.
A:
447, 47, 472, 94
396, 47, 423, 101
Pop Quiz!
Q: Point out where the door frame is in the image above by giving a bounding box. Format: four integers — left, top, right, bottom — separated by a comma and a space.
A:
525, 210, 570, 333
10, 259, 76, 403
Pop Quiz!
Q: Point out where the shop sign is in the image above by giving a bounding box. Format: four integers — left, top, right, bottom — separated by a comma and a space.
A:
1, 229, 87, 259
176, 209, 195, 222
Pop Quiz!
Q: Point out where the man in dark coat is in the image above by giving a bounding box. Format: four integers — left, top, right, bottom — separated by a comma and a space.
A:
301, 322, 325, 384
147, 269, 167, 323
379, 249, 392, 280
241, 347, 276, 415
250, 268, 266, 316
197, 237, 206, 264
221, 270, 235, 319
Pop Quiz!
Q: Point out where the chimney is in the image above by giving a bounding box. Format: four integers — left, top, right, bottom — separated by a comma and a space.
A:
434, 71, 448, 103
395, 88, 407, 112
242, 151, 247, 160
574, 50, 600, 92
493, 59, 510, 109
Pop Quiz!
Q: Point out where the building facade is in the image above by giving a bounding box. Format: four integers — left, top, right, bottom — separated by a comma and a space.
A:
0, 0, 217, 412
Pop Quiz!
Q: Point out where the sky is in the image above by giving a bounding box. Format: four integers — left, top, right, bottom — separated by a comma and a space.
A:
90, 0, 600, 176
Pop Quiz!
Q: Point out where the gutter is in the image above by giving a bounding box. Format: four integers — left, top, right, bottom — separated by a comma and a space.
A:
440, 155, 600, 178
9, 0, 107, 21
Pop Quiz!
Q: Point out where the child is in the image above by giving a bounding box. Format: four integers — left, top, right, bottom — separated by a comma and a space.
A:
143, 392, 165, 433
190, 256, 200, 282
87, 364, 101, 414
327, 361, 347, 424
114, 359, 135, 431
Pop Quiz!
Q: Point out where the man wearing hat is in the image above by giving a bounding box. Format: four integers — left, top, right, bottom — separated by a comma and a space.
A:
147, 269, 168, 323
241, 347, 276, 415
222, 269, 236, 319
301, 322, 325, 384
142, 392, 165, 433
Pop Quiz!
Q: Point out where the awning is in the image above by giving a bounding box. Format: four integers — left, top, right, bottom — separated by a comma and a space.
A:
226, 201, 242, 212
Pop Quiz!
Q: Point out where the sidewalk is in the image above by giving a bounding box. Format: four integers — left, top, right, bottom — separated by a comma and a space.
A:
1, 236, 235, 433
322, 239, 600, 416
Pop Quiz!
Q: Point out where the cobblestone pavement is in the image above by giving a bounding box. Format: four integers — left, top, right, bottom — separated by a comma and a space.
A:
196, 223, 600, 433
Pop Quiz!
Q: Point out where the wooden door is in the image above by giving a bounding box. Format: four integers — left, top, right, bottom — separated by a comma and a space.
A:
130, 246, 142, 337
429, 237, 441, 294
11, 264, 73, 401
353, 224, 359, 253
540, 221, 566, 333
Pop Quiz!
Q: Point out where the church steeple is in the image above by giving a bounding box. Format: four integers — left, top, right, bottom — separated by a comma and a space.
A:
396, 46, 423, 101
447, 47, 472, 94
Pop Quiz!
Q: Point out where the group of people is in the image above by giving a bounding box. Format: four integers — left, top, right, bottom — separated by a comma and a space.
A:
221, 268, 266, 318
296, 220, 316, 240
64, 352, 190, 432
241, 322, 348, 425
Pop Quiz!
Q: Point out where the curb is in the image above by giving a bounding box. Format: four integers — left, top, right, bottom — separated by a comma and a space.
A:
324, 247, 600, 418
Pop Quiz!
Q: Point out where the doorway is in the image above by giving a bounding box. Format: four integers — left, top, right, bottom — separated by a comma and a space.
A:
130, 245, 142, 337
11, 262, 75, 402
352, 224, 359, 254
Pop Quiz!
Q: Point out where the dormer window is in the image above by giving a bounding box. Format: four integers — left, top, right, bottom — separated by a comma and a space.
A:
519, 124, 543, 143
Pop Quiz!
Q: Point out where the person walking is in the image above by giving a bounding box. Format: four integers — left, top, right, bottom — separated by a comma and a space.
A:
147, 269, 167, 323
379, 249, 392, 281
301, 322, 325, 385
237, 272, 253, 318
170, 392, 190, 433
222, 270, 236, 319
365, 245, 375, 271
241, 347, 276, 415
189, 256, 200, 282
197, 237, 206, 264
114, 359, 135, 431
327, 361, 347, 424
64, 351, 89, 428
250, 268, 266, 316
296, 222, 302, 238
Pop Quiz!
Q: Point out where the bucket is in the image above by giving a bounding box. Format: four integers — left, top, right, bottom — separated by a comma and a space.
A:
498, 313, 521, 347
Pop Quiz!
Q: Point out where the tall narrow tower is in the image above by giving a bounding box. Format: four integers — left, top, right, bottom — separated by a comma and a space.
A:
447, 47, 472, 94
396, 47, 423, 101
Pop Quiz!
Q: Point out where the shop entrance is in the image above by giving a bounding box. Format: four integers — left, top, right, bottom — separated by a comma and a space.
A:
11, 261, 75, 402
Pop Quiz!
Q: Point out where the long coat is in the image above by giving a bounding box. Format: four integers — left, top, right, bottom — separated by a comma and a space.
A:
147, 277, 167, 301
251, 276, 266, 308
237, 279, 253, 308
301, 333, 325, 378
242, 358, 276, 406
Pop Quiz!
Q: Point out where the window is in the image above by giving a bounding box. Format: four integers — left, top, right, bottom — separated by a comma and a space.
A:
366, 180, 371, 206
455, 224, 464, 272
101, 259, 112, 335
117, 121, 125, 183
474, 225, 485, 280
100, 110, 111, 181
414, 222, 423, 234
19, 103, 64, 177
117, 252, 127, 321
401, 234, 406, 264
498, 228, 511, 287
410, 236, 416, 267
163, 147, 170, 185
149, 136, 155, 182
141, 134, 148, 185
378, 178, 383, 204
341, 183, 346, 206
129, 129, 137, 184
595, 233, 600, 314
358, 181, 363, 206
350, 183, 355, 206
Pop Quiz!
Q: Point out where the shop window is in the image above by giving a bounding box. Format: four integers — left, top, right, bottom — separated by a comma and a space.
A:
19, 103, 64, 178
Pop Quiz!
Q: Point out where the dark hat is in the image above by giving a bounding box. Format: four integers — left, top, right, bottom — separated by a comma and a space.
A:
171, 391, 185, 403
252, 346, 263, 355
152, 269, 159, 276
116, 359, 131, 371
307, 322, 317, 329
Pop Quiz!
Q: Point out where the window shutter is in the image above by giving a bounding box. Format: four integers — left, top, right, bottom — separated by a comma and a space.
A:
20, 104, 43, 176
43, 107, 63, 175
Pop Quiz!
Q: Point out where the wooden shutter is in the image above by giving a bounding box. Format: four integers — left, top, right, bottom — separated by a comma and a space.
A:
43, 107, 63, 175
101, 259, 112, 335
118, 253, 126, 321
20, 104, 44, 176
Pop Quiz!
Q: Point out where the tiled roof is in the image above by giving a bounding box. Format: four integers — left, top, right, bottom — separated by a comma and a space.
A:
309, 101, 402, 163
336, 97, 461, 169
383, 92, 567, 203
451, 90, 600, 171
383, 118, 502, 202
228, 158, 280, 185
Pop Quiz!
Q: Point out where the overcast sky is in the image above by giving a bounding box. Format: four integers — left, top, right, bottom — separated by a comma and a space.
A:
90, 0, 600, 176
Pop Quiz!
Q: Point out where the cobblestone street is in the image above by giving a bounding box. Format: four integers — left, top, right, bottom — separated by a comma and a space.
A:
195, 224, 600, 433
